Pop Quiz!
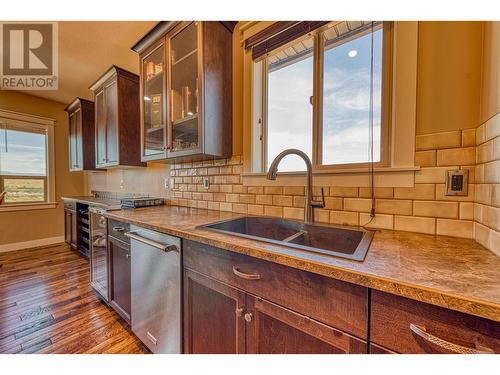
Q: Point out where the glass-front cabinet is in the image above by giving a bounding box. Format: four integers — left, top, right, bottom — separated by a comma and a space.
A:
134, 21, 233, 162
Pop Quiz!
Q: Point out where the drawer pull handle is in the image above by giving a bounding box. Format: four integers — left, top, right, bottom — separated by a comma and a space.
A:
244, 312, 253, 323
409, 324, 494, 354
232, 267, 260, 280
113, 226, 125, 232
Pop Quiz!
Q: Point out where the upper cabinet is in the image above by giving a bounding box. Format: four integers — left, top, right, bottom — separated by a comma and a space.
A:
89, 66, 145, 169
132, 21, 234, 162
64, 98, 97, 171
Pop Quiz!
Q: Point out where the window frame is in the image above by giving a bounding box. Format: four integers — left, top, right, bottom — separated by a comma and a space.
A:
254, 21, 394, 173
0, 109, 55, 208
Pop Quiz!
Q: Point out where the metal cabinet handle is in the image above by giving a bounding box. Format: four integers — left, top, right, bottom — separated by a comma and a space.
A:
125, 253, 131, 259
232, 267, 260, 280
409, 324, 494, 354
113, 226, 125, 232
244, 312, 253, 323
125, 231, 179, 253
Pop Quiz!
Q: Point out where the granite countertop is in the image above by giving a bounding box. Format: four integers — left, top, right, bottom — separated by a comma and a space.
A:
62, 196, 121, 208
104, 205, 500, 322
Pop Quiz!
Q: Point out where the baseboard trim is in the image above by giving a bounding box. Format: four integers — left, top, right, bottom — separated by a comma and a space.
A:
0, 236, 65, 253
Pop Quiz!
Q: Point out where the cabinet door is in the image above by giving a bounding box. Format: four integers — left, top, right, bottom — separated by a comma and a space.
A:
141, 41, 167, 160
64, 210, 72, 245
183, 268, 246, 354
104, 80, 119, 165
110, 237, 131, 322
95, 89, 107, 167
68, 112, 78, 170
168, 22, 201, 154
70, 211, 77, 250
75, 108, 83, 170
246, 296, 367, 354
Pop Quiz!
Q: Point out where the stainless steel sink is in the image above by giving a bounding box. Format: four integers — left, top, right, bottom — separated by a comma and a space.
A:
199, 216, 374, 261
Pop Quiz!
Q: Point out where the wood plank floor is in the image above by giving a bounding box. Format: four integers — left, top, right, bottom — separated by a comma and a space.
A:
0, 243, 148, 354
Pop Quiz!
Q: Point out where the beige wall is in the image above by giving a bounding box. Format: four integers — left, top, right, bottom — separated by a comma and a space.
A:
416, 22, 484, 135
0, 91, 84, 245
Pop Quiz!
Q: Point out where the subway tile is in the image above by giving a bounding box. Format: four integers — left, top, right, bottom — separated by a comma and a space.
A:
492, 184, 500, 207
413, 201, 458, 219
436, 219, 473, 238
415, 131, 461, 151
394, 184, 435, 200
256, 194, 273, 205
283, 186, 305, 196
273, 195, 293, 207
415, 167, 451, 184
492, 136, 500, 161
219, 202, 233, 212
226, 193, 239, 203
197, 200, 208, 209
232, 165, 244, 174
344, 198, 372, 213
192, 192, 202, 200
248, 204, 264, 215
459, 202, 474, 220
248, 186, 264, 194
436, 147, 475, 166
460, 165, 475, 183
329, 187, 358, 197
474, 222, 490, 249
485, 113, 500, 142
375, 199, 413, 215
219, 165, 233, 174
196, 168, 208, 176
264, 186, 283, 195
476, 140, 493, 163
220, 184, 233, 193
359, 187, 394, 199
264, 205, 283, 217
394, 216, 436, 235
475, 184, 492, 205
232, 185, 247, 194
476, 123, 485, 145
486, 205, 500, 231
488, 229, 500, 256
415, 150, 436, 167
315, 209, 330, 223
202, 160, 214, 167
283, 207, 304, 220
182, 192, 192, 199
213, 175, 227, 184
232, 203, 248, 214
239, 194, 256, 204
484, 160, 500, 183
227, 175, 241, 184
359, 213, 394, 230
475, 163, 485, 183
188, 200, 197, 208
213, 192, 226, 202
324, 197, 343, 210
213, 158, 227, 166
435, 183, 475, 202
461, 128, 476, 147
329, 210, 359, 226
207, 201, 220, 211
293, 196, 305, 208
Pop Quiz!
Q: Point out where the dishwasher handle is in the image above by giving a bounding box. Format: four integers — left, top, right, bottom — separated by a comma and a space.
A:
125, 231, 179, 253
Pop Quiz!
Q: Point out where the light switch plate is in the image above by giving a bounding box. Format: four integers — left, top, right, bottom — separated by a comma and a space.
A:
445, 169, 468, 196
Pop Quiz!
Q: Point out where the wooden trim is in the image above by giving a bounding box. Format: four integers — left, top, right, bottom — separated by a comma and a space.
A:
0, 236, 64, 253
131, 21, 177, 54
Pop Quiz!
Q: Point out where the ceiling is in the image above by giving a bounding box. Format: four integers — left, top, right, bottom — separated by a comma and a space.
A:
21, 21, 157, 104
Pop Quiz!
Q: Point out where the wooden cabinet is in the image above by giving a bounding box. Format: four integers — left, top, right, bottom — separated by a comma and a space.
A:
371, 290, 500, 354
183, 240, 368, 354
64, 98, 97, 171
89, 65, 145, 169
63, 200, 77, 250
109, 235, 131, 323
132, 21, 233, 162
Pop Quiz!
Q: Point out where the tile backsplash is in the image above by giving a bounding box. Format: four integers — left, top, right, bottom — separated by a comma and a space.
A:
169, 127, 480, 243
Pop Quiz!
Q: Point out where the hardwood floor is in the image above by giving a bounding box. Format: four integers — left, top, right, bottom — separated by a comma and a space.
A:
0, 243, 147, 354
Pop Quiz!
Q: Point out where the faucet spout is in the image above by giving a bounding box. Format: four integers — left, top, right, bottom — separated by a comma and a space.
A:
266, 149, 324, 224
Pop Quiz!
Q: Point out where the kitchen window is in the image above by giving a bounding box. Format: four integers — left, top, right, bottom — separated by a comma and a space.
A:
252, 21, 392, 172
0, 110, 55, 207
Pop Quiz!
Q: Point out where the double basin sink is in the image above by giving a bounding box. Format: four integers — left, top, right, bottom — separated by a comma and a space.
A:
200, 216, 374, 261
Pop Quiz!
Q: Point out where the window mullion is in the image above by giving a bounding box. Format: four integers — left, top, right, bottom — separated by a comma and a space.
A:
312, 32, 324, 168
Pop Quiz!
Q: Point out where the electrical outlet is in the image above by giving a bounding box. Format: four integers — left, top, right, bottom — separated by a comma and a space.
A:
202, 177, 210, 190
164, 178, 172, 190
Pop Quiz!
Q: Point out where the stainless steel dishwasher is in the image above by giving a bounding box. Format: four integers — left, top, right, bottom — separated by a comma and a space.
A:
125, 225, 181, 354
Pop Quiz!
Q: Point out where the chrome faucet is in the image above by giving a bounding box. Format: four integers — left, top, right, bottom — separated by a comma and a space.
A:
267, 149, 325, 224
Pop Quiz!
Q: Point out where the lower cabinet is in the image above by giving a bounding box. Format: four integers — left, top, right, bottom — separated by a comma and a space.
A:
109, 236, 131, 323
183, 240, 368, 354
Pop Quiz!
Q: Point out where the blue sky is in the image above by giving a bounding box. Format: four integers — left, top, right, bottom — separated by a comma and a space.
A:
0, 129, 47, 176
267, 29, 383, 171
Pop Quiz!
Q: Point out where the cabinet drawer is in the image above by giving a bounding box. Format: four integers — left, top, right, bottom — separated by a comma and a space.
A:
371, 290, 500, 354
63, 200, 76, 211
183, 240, 368, 339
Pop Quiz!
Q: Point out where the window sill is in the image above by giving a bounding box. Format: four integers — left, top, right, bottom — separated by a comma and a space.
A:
242, 166, 420, 177
0, 202, 58, 212
242, 166, 420, 188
